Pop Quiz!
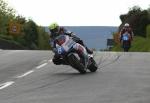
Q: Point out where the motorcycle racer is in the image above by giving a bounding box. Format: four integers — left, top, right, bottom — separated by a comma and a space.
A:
49, 22, 93, 65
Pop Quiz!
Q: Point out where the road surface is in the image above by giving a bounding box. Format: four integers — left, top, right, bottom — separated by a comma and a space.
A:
0, 50, 150, 103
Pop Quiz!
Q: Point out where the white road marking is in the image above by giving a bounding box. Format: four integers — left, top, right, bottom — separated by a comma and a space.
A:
0, 59, 52, 90
39, 60, 48, 64
48, 59, 52, 62
0, 81, 14, 90
15, 59, 52, 78
36, 63, 48, 69
16, 70, 34, 78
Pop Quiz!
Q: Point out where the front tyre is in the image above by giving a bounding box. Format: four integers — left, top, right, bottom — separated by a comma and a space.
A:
68, 54, 86, 74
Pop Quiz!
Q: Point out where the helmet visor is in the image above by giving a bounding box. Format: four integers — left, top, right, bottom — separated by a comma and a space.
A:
50, 27, 59, 33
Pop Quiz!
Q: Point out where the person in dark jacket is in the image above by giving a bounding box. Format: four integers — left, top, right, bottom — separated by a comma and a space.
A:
119, 23, 134, 48
119, 23, 134, 42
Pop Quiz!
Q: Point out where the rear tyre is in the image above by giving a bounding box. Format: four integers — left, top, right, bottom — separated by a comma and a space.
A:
123, 40, 130, 52
88, 58, 98, 72
124, 47, 129, 52
68, 54, 86, 74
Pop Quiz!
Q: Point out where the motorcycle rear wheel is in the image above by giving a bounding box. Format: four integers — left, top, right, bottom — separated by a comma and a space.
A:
88, 58, 98, 72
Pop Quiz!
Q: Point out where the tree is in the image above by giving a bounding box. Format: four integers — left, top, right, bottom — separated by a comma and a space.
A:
37, 27, 51, 50
0, 0, 51, 50
0, 0, 15, 35
23, 19, 38, 49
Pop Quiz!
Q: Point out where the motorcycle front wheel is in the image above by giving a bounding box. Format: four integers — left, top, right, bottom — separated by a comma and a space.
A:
68, 53, 86, 74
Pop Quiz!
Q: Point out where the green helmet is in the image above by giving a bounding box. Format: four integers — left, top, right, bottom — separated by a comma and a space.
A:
49, 22, 59, 30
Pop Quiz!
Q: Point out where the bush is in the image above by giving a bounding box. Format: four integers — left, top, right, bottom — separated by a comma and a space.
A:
146, 24, 150, 38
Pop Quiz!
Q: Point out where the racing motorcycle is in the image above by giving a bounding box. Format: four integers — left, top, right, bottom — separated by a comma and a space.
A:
54, 35, 98, 74
121, 32, 131, 52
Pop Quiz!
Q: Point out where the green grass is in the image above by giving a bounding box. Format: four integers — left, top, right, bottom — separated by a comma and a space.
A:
112, 36, 150, 52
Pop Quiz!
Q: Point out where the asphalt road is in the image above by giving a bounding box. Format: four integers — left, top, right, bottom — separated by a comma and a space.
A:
0, 50, 150, 103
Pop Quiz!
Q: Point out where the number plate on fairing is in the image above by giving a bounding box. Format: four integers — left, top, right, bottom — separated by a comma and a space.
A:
122, 33, 129, 41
